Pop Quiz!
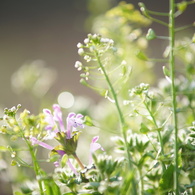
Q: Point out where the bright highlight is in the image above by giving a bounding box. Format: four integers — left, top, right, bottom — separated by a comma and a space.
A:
57, 91, 74, 109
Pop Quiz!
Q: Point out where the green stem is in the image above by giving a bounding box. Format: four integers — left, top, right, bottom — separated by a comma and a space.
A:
143, 100, 166, 171
95, 51, 137, 195
72, 153, 85, 170
138, 168, 144, 195
169, 0, 179, 193
16, 118, 45, 195
147, 10, 169, 16
26, 139, 44, 195
175, 24, 194, 32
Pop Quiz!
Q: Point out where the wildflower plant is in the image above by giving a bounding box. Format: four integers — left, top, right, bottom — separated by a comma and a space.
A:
1, 0, 195, 195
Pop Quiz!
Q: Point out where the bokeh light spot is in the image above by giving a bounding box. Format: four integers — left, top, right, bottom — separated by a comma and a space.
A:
57, 91, 74, 109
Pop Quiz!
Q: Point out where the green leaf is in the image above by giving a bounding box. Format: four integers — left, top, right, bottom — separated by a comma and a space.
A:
11, 160, 17, 166
49, 153, 60, 162
189, 133, 195, 138
84, 115, 94, 126
14, 192, 25, 195
61, 154, 68, 167
146, 28, 156, 40
136, 50, 148, 61
159, 164, 174, 192
0, 146, 8, 152
140, 123, 150, 134
177, 1, 187, 13
163, 66, 171, 77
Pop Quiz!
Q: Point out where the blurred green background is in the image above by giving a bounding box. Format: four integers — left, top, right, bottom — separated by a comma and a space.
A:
1, 0, 194, 113
0, 1, 195, 194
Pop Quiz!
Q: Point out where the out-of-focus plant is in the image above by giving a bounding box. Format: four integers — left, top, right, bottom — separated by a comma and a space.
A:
0, 1, 195, 195
11, 60, 57, 111
91, 2, 154, 85
74, 0, 195, 194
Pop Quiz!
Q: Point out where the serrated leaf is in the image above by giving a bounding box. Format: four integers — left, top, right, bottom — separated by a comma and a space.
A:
159, 164, 174, 192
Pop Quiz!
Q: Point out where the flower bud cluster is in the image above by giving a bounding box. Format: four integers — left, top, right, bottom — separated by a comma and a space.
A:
75, 34, 115, 81
77, 34, 114, 59
129, 83, 149, 96
3, 104, 21, 118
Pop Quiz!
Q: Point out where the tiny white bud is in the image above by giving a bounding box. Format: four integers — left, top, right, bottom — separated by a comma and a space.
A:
84, 38, 89, 44
84, 55, 91, 62
77, 43, 83, 48
75, 61, 82, 68
78, 48, 85, 56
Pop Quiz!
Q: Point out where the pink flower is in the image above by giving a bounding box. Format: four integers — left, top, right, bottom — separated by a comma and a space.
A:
66, 112, 84, 139
89, 136, 104, 165
43, 104, 84, 140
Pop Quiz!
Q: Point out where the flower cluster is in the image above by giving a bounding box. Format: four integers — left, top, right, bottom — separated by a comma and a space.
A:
129, 83, 150, 96
74, 34, 115, 81
30, 104, 104, 175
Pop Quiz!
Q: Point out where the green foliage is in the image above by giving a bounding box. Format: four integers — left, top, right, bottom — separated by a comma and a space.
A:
1, 1, 195, 195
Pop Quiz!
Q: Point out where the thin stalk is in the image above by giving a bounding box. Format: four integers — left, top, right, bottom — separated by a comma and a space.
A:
147, 10, 169, 16
141, 11, 169, 27
95, 51, 137, 195
73, 153, 85, 169
143, 100, 166, 171
17, 120, 45, 195
169, 0, 179, 193
26, 140, 44, 195
175, 24, 194, 32
138, 168, 144, 195
156, 36, 170, 40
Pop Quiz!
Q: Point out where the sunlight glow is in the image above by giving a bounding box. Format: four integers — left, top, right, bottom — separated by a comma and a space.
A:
57, 91, 74, 109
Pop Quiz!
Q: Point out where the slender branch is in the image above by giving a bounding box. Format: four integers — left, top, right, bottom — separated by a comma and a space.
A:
156, 36, 170, 40
169, 0, 179, 193
95, 51, 137, 195
143, 100, 166, 171
139, 3, 169, 27
175, 23, 195, 32
16, 118, 45, 195
147, 10, 169, 16
144, 14, 169, 27
72, 153, 85, 170
26, 140, 44, 195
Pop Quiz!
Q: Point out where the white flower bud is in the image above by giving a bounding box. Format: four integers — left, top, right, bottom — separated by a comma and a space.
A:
84, 38, 89, 45
78, 48, 85, 56
84, 55, 91, 62
75, 61, 83, 71
77, 43, 83, 48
